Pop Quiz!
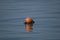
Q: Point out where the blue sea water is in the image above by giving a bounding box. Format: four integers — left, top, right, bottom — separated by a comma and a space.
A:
0, 0, 60, 40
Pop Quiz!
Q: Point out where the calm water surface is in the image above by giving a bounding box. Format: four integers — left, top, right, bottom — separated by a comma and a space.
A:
0, 0, 60, 40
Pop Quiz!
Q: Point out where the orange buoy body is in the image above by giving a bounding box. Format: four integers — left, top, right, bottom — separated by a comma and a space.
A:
25, 17, 33, 23
24, 17, 35, 24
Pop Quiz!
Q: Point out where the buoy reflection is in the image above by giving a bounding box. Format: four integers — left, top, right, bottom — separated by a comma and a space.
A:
24, 24, 33, 32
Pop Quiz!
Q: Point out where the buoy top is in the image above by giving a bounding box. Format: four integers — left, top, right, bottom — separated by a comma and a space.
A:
25, 17, 33, 23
